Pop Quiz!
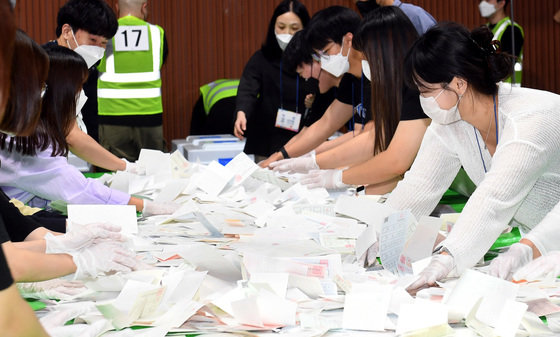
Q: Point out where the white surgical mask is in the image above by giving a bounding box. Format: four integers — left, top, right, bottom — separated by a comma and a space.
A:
275, 33, 293, 51
68, 30, 105, 68
320, 40, 350, 77
478, 1, 497, 18
419, 89, 462, 125
361, 60, 371, 81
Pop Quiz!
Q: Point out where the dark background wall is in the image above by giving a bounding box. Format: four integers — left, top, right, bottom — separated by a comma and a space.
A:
13, 0, 560, 147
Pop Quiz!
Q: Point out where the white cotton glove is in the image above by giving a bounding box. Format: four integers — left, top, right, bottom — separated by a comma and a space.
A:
142, 199, 181, 216
269, 153, 319, 174
45, 222, 124, 254
18, 279, 88, 300
512, 251, 560, 282
358, 240, 379, 268
488, 242, 533, 280
407, 254, 455, 291
300, 169, 348, 189
122, 158, 146, 175
71, 241, 139, 280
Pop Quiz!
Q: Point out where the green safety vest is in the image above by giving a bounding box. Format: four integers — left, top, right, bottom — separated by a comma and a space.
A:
491, 17, 524, 86
97, 15, 164, 116
199, 79, 240, 115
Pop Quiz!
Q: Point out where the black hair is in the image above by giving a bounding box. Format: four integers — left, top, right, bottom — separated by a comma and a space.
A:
1, 30, 48, 137
56, 0, 118, 39
262, 0, 310, 60
353, 6, 419, 155
282, 29, 314, 71
0, 0, 16, 115
304, 6, 361, 51
404, 22, 516, 96
1, 45, 88, 156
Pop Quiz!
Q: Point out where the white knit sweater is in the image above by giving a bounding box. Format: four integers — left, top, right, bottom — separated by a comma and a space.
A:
386, 84, 560, 272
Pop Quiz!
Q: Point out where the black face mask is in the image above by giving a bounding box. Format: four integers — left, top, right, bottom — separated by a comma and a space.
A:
303, 77, 319, 95
356, 0, 381, 16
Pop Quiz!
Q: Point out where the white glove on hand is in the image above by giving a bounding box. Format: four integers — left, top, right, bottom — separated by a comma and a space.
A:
488, 242, 533, 280
18, 279, 88, 300
45, 222, 124, 254
300, 169, 348, 189
407, 254, 454, 291
513, 251, 560, 282
269, 154, 319, 174
122, 158, 146, 175
142, 199, 181, 216
71, 241, 138, 280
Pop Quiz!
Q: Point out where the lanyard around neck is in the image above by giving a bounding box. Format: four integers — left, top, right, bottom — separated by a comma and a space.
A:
474, 94, 498, 173
279, 61, 300, 113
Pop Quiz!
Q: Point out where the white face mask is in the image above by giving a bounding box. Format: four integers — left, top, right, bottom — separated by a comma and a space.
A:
68, 30, 105, 68
320, 39, 350, 77
76, 89, 88, 114
479, 1, 497, 18
419, 89, 462, 125
275, 33, 292, 51
361, 60, 371, 81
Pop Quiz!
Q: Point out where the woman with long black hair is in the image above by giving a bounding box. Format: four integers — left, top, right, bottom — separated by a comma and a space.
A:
233, 0, 309, 161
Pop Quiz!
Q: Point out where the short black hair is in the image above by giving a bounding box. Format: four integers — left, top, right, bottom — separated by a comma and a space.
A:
262, 0, 310, 60
304, 6, 361, 51
282, 30, 313, 71
55, 0, 118, 39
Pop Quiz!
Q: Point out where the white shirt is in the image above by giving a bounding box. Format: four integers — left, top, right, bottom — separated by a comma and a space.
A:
387, 84, 560, 272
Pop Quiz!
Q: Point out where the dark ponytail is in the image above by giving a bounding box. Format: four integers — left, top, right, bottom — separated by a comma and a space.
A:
405, 22, 516, 96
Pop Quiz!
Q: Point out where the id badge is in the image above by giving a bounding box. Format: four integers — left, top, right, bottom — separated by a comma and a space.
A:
275, 108, 301, 132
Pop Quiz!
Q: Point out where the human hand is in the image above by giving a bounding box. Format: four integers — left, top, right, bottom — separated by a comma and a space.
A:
45, 222, 124, 254
234, 111, 247, 140
488, 242, 533, 280
269, 154, 319, 174
513, 251, 560, 282
300, 169, 348, 189
18, 279, 88, 300
406, 254, 454, 292
142, 199, 181, 216
71, 241, 139, 280
304, 93, 315, 109
122, 159, 146, 175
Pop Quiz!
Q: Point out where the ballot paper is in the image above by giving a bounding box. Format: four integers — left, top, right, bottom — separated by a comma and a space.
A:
395, 302, 449, 335
67, 204, 138, 234
342, 283, 392, 331
194, 161, 235, 196
224, 152, 259, 187
334, 195, 395, 232
379, 210, 414, 275
444, 269, 519, 326
138, 149, 172, 176
397, 215, 441, 275
154, 179, 189, 203
97, 280, 166, 329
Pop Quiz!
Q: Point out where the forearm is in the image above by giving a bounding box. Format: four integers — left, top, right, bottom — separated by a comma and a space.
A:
14, 239, 46, 253
365, 176, 401, 195
0, 284, 49, 337
67, 122, 125, 171
316, 130, 374, 169
24, 226, 61, 242
341, 149, 409, 186
3, 242, 76, 282
129, 196, 144, 212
